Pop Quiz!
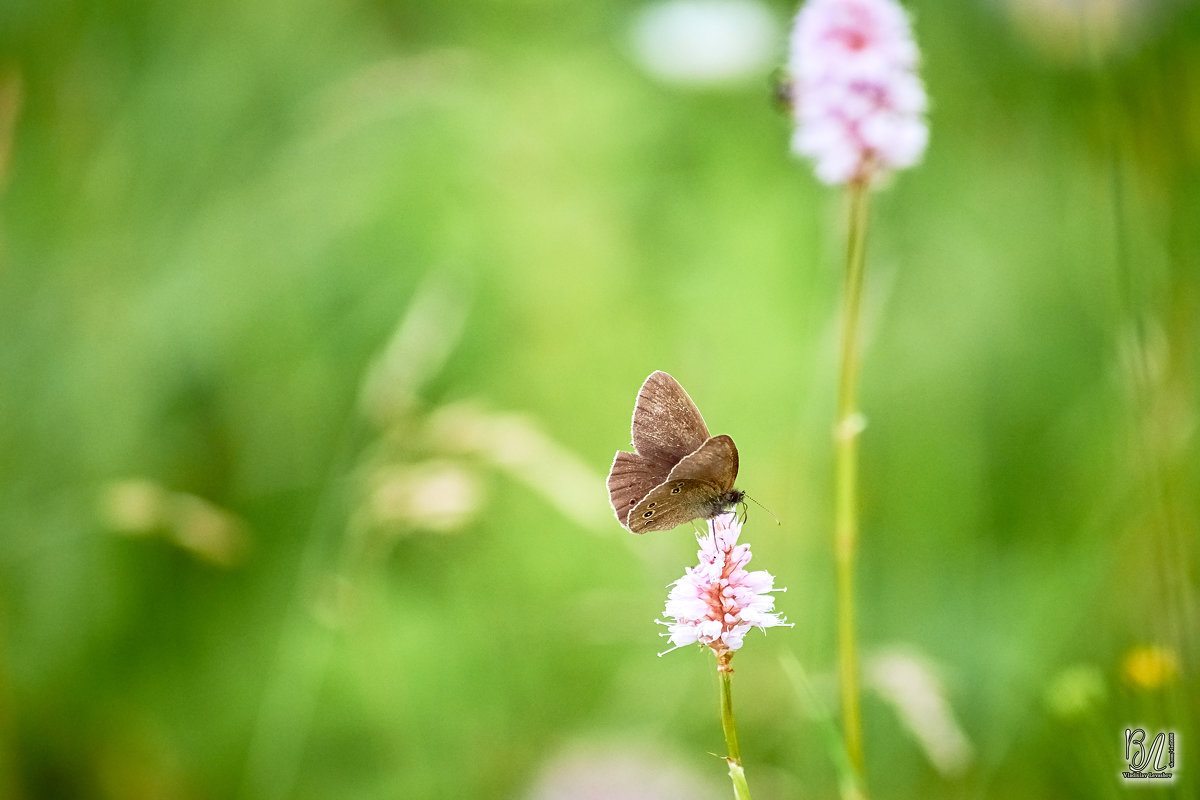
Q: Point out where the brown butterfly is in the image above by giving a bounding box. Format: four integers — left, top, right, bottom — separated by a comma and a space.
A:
607, 371, 745, 533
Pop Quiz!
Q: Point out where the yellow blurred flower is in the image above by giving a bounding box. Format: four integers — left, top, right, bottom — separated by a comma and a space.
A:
1122, 644, 1180, 690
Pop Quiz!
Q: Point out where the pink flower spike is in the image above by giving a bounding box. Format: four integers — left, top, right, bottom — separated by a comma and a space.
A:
657, 513, 789, 657
787, 0, 929, 186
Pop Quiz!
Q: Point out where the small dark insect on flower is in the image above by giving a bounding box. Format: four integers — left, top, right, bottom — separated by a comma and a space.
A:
770, 67, 795, 113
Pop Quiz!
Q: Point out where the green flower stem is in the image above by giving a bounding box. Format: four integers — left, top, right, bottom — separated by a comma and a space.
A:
717, 652, 752, 800
834, 179, 871, 782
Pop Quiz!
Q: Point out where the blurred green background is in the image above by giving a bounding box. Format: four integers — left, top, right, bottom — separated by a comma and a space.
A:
0, 0, 1196, 798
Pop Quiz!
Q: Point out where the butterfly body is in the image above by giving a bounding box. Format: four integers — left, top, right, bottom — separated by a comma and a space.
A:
606, 371, 743, 533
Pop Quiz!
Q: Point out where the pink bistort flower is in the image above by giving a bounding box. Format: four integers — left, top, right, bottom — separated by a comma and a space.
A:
787, 0, 929, 185
658, 513, 788, 657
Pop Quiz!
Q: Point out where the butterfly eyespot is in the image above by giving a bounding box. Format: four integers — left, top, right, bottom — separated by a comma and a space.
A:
647, 502, 656, 508
643, 510, 654, 518
671, 485, 681, 494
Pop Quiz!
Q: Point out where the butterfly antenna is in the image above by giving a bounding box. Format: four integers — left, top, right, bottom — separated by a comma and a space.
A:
743, 493, 780, 526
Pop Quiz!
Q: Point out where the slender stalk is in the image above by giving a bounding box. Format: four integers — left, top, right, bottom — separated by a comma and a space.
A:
717, 652, 752, 800
834, 179, 871, 781
780, 654, 865, 800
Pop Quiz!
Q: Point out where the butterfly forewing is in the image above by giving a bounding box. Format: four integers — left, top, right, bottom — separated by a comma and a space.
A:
664, 434, 738, 491
630, 371, 711, 464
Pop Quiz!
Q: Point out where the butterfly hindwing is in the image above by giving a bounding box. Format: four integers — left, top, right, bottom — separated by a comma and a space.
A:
627, 478, 719, 534
607, 451, 668, 526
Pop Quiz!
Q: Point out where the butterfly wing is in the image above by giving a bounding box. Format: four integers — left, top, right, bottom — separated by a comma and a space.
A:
626, 436, 740, 533
665, 434, 738, 491
627, 479, 721, 533
629, 371, 711, 463
607, 450, 669, 527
